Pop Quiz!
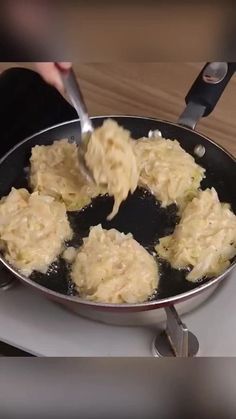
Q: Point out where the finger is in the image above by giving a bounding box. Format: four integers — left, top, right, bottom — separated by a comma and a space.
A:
56, 62, 72, 70
34, 62, 65, 94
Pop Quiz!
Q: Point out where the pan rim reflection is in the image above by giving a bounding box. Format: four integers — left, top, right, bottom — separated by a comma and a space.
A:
0, 115, 235, 167
0, 252, 235, 310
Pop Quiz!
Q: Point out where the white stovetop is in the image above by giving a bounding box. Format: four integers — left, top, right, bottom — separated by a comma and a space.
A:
0, 272, 235, 357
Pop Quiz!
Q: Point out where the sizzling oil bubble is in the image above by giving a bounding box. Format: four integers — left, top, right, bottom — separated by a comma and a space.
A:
45, 261, 61, 276
148, 289, 158, 301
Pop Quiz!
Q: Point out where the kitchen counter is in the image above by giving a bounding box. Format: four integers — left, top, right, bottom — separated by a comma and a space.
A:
0, 272, 235, 357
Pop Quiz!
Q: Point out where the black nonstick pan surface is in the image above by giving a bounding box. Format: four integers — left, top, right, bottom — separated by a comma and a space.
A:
0, 63, 235, 312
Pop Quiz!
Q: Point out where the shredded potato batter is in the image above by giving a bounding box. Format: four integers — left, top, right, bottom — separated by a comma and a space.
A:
85, 119, 139, 219
30, 139, 100, 211
156, 188, 236, 282
0, 188, 72, 276
134, 136, 205, 210
71, 224, 158, 304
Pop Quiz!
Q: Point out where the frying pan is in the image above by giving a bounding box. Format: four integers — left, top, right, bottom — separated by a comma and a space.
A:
0, 63, 235, 332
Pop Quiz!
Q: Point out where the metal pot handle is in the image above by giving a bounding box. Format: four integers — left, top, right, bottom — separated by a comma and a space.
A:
153, 305, 199, 357
178, 62, 236, 130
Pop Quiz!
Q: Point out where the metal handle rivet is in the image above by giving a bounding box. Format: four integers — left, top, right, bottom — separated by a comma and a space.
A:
148, 129, 162, 139
194, 144, 205, 158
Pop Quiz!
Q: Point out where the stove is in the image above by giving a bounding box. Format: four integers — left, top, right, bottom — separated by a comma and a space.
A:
0, 270, 235, 357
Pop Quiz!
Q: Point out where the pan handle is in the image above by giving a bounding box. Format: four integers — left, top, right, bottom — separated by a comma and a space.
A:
152, 305, 199, 357
178, 62, 236, 130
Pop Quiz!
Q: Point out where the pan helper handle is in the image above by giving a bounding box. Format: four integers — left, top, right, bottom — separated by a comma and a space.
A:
178, 62, 236, 130
152, 305, 199, 357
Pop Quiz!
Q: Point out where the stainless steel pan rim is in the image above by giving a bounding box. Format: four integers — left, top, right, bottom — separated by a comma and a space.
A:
0, 253, 234, 311
0, 115, 235, 165
0, 115, 235, 311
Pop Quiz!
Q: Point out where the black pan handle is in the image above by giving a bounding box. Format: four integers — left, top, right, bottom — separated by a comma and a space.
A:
178, 62, 236, 130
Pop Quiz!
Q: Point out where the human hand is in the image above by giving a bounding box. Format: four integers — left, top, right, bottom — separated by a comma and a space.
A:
34, 62, 72, 94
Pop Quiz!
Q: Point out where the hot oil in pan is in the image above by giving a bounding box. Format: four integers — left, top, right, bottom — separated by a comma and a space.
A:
68, 187, 179, 247
30, 186, 211, 299
30, 259, 76, 296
